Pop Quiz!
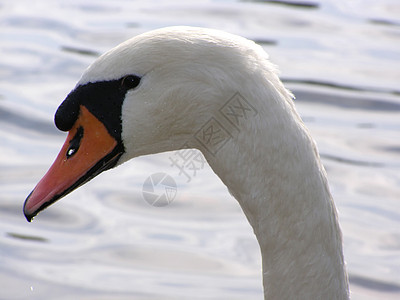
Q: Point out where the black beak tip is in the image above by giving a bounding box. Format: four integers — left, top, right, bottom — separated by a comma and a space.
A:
23, 191, 35, 222
24, 211, 34, 223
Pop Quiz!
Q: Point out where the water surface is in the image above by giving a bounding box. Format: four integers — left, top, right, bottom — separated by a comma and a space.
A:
1, 0, 400, 299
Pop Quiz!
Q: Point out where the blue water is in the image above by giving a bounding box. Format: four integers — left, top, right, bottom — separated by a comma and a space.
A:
1, 0, 400, 299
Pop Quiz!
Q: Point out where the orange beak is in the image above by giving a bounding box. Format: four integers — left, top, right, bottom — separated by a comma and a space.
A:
23, 106, 123, 221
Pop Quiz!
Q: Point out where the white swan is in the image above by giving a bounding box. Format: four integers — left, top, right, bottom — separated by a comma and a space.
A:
24, 26, 349, 299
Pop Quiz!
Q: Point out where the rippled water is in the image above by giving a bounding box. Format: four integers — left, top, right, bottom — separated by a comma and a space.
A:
1, 0, 400, 299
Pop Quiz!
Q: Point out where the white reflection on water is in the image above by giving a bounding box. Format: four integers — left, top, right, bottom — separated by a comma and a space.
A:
1, 0, 400, 299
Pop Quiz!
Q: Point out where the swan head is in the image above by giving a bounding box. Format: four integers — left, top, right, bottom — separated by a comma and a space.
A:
23, 26, 282, 221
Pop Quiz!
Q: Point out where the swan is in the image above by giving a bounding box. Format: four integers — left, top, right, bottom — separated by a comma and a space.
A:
23, 26, 349, 299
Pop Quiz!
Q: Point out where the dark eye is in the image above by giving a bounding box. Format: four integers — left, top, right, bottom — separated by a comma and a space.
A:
121, 75, 141, 90
66, 126, 84, 159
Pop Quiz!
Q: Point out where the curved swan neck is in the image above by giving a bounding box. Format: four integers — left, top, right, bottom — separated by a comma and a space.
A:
203, 88, 349, 299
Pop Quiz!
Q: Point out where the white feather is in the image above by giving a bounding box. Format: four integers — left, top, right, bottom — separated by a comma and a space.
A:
80, 26, 349, 299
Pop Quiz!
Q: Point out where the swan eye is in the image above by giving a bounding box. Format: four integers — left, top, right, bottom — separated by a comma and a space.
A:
66, 126, 84, 159
121, 75, 141, 90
